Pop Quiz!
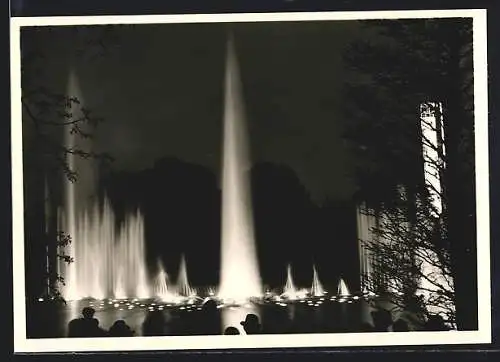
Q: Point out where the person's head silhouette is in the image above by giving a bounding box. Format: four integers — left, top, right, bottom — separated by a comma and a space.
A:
240, 314, 261, 334
113, 320, 126, 328
224, 326, 240, 335
110, 319, 134, 336
82, 307, 95, 319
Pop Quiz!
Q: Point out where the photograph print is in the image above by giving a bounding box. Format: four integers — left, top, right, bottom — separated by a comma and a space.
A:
11, 9, 490, 352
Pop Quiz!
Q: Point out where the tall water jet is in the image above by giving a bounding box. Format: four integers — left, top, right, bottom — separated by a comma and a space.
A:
58, 69, 92, 301
177, 254, 195, 297
311, 265, 325, 296
217, 33, 262, 334
218, 34, 262, 301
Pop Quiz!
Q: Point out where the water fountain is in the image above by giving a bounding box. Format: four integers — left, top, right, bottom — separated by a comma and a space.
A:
279, 264, 309, 301
58, 195, 151, 300
311, 264, 325, 297
176, 254, 196, 297
282, 264, 297, 298
57, 70, 151, 301
217, 33, 262, 333
218, 33, 262, 302
337, 278, 350, 297
153, 259, 176, 302
49, 38, 368, 338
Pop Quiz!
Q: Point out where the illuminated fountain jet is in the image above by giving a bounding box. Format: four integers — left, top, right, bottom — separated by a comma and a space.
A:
218, 33, 262, 334
58, 69, 151, 301
282, 264, 297, 298
280, 264, 308, 300
177, 254, 196, 297
206, 286, 217, 297
337, 278, 351, 297
218, 33, 262, 303
57, 70, 85, 301
154, 259, 177, 302
311, 264, 326, 297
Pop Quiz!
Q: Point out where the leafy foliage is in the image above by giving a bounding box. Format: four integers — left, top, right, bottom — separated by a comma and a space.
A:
341, 19, 473, 206
41, 231, 75, 304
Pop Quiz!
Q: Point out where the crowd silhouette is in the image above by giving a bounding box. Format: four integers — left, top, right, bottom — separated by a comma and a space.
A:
67, 307, 108, 337
66, 304, 449, 338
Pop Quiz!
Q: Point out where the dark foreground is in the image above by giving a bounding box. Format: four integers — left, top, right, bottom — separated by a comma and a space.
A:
27, 297, 373, 338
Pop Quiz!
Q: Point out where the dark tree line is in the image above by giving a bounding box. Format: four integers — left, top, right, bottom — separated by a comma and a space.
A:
342, 18, 476, 330
102, 158, 359, 291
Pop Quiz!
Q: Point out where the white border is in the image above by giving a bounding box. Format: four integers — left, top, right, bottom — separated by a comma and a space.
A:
11, 9, 491, 353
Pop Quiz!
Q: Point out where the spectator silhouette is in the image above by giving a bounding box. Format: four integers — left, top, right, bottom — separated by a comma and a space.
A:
425, 315, 449, 331
142, 310, 167, 336
224, 327, 240, 335
393, 319, 410, 332
198, 299, 221, 335
240, 314, 262, 335
371, 309, 393, 332
67, 307, 107, 337
68, 318, 81, 337
109, 320, 134, 337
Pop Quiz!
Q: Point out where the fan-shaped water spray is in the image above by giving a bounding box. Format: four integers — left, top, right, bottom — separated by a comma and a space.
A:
153, 259, 177, 301
177, 254, 195, 297
282, 264, 297, 297
337, 278, 350, 296
280, 264, 309, 301
311, 265, 325, 297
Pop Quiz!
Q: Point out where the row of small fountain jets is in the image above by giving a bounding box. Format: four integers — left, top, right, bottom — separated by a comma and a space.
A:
40, 255, 376, 308
147, 259, 366, 308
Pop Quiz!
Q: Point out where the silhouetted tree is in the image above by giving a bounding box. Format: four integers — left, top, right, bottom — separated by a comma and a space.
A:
360, 187, 456, 327
342, 18, 475, 329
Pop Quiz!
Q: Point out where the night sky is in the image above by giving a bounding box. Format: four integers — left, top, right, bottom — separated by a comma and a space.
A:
22, 20, 367, 203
